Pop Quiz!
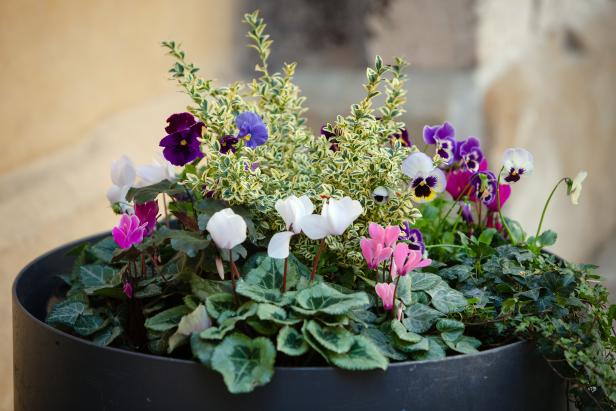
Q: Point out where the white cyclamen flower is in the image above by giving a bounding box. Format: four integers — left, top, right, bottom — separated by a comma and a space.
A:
300, 196, 364, 240
267, 195, 315, 259
106, 155, 136, 208
502, 148, 534, 184
568, 171, 587, 205
135, 154, 177, 187
401, 152, 446, 203
168, 305, 211, 353
206, 208, 247, 250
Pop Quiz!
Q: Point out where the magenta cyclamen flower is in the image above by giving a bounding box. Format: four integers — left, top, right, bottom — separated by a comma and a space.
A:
393, 243, 432, 277
446, 159, 488, 199
361, 238, 393, 270
423, 122, 457, 165
236, 112, 268, 149
134, 201, 159, 236
112, 214, 146, 249
122, 282, 134, 299
159, 112, 205, 166
375, 283, 396, 311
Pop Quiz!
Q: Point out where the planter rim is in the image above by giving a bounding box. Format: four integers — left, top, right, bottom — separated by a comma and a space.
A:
13, 231, 526, 371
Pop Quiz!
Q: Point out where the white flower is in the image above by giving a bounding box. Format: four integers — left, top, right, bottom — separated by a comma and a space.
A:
136, 154, 177, 187
502, 148, 534, 184
401, 152, 446, 203
569, 171, 587, 205
300, 196, 363, 240
106, 155, 136, 210
168, 305, 211, 353
206, 208, 247, 250
267, 195, 315, 259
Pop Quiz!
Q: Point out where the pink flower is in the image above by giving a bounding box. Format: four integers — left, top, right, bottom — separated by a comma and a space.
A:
368, 222, 400, 248
112, 214, 146, 249
134, 201, 159, 236
123, 282, 134, 299
446, 159, 488, 199
486, 184, 511, 212
361, 238, 393, 270
393, 243, 432, 277
375, 283, 396, 311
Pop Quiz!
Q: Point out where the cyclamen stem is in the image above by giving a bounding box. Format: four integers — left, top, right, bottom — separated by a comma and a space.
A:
534, 177, 569, 242
496, 166, 515, 244
392, 275, 401, 319
281, 257, 288, 292
162, 193, 170, 228
228, 250, 239, 303
310, 238, 326, 282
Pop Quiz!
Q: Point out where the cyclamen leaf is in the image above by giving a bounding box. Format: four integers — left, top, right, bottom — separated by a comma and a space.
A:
403, 303, 444, 333
79, 265, 121, 294
277, 326, 309, 356
390, 320, 422, 343
191, 334, 216, 367
190, 274, 231, 301
211, 333, 276, 394
144, 305, 191, 331
244, 253, 309, 291
126, 180, 184, 203
446, 336, 481, 354
89, 236, 118, 263
257, 303, 301, 325
361, 326, 407, 361
294, 283, 369, 315
205, 293, 236, 319
395, 276, 413, 305
413, 337, 446, 361
328, 335, 388, 371
427, 282, 468, 314
436, 318, 465, 343
236, 281, 283, 304
305, 320, 354, 354
163, 229, 210, 258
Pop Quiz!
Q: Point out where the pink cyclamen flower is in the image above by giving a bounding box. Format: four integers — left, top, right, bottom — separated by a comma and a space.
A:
368, 222, 400, 249
393, 243, 432, 277
122, 282, 134, 299
375, 283, 396, 311
134, 201, 159, 236
361, 238, 393, 270
112, 214, 146, 249
446, 159, 488, 199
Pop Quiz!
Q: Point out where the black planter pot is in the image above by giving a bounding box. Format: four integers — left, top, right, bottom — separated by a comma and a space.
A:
13, 233, 567, 411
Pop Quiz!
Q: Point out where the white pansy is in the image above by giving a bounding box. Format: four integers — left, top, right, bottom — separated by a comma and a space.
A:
300, 196, 364, 240
206, 208, 247, 250
401, 152, 446, 203
569, 171, 587, 205
502, 148, 534, 184
136, 154, 177, 187
167, 305, 211, 353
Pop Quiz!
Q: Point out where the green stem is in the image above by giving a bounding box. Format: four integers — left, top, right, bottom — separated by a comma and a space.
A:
425, 244, 467, 250
437, 181, 474, 230
534, 178, 568, 242
281, 257, 288, 293
496, 166, 515, 244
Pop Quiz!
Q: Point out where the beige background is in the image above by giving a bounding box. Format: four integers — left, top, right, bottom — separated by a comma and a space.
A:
2, 0, 615, 409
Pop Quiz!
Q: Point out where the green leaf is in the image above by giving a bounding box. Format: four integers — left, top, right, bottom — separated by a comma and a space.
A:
478, 228, 498, 245
437, 265, 472, 282
328, 335, 388, 371
191, 334, 216, 367
446, 335, 481, 354
537, 230, 557, 248
236, 281, 283, 304
294, 283, 369, 315
135, 283, 163, 298
305, 320, 354, 354
47, 300, 86, 326
409, 272, 442, 291
436, 318, 465, 343
89, 236, 118, 263
390, 320, 422, 343
277, 325, 309, 356
301, 321, 330, 363
205, 293, 236, 319
257, 303, 301, 325
244, 253, 309, 291
211, 333, 276, 394
395, 336, 430, 354
413, 337, 446, 360
160, 229, 210, 258
202, 302, 258, 341
93, 325, 122, 346
395, 275, 413, 305
126, 180, 183, 203
403, 303, 443, 333
144, 305, 191, 331
79, 265, 121, 294
74, 313, 107, 336
360, 326, 406, 361
190, 274, 231, 301
427, 282, 468, 314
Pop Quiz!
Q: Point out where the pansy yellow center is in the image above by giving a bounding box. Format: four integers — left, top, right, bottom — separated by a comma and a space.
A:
180, 139, 188, 146
244, 134, 251, 142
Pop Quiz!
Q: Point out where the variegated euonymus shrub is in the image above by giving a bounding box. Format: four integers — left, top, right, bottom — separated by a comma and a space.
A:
47, 11, 616, 409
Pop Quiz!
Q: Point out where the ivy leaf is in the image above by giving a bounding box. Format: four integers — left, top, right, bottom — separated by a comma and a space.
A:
144, 305, 191, 331
74, 313, 107, 336
403, 303, 443, 333
305, 320, 354, 354
211, 333, 276, 394
294, 283, 369, 315
47, 300, 86, 326
126, 180, 183, 203
277, 325, 309, 356
427, 282, 468, 314
390, 320, 422, 343
328, 335, 388, 371
93, 325, 122, 346
89, 236, 118, 263
408, 272, 442, 291
437, 265, 472, 282
79, 265, 121, 294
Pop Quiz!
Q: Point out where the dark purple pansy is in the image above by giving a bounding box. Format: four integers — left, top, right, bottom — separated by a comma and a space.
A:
423, 122, 457, 165
134, 201, 159, 236
399, 222, 425, 254
458, 137, 484, 172
236, 112, 268, 149
411, 175, 439, 200
471, 171, 498, 205
390, 128, 412, 147
159, 112, 204, 166
320, 125, 339, 151
219, 135, 239, 154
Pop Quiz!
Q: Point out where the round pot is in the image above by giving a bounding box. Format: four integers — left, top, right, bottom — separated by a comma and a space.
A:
13, 233, 567, 411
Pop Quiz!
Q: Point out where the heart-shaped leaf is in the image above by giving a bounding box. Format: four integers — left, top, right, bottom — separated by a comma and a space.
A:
305, 320, 354, 354
328, 335, 388, 371
294, 283, 369, 315
277, 325, 308, 356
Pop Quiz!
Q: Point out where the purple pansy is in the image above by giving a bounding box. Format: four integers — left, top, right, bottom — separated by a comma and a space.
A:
423, 122, 457, 165
219, 135, 239, 154
112, 214, 147, 249
458, 137, 484, 173
399, 222, 425, 254
134, 201, 159, 236
471, 171, 498, 206
159, 112, 205, 166
320, 125, 339, 151
459, 202, 474, 224
390, 128, 412, 147
236, 112, 268, 149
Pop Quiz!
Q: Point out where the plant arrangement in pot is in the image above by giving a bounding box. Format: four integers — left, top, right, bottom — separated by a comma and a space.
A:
27, 11, 615, 410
